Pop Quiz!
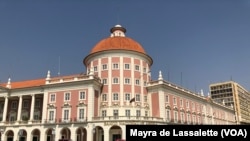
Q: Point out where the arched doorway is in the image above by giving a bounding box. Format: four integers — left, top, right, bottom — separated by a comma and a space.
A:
109, 126, 122, 141
93, 126, 104, 141
76, 127, 87, 141
31, 129, 41, 141
18, 129, 27, 141
5, 130, 14, 141
45, 128, 55, 141
60, 127, 71, 141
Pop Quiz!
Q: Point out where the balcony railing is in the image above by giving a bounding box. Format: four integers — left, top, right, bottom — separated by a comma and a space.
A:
92, 116, 164, 121
44, 117, 88, 124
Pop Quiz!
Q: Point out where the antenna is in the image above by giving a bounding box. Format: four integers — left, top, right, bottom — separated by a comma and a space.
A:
58, 56, 61, 76
180, 72, 183, 86
116, 2, 121, 24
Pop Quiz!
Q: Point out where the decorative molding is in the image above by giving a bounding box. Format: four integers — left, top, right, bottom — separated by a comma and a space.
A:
113, 102, 120, 106
47, 104, 55, 109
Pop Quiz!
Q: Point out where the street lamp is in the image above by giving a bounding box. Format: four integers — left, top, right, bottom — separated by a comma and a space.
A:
52, 128, 55, 141
18, 129, 23, 141
0, 128, 5, 141
92, 124, 96, 141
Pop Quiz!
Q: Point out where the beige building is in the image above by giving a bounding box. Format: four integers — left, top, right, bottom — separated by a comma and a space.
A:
0, 25, 236, 141
210, 81, 250, 124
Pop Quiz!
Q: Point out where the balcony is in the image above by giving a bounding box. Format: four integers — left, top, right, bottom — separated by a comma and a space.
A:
73, 117, 88, 123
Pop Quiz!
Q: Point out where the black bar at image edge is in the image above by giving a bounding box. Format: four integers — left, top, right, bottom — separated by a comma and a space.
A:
126, 125, 250, 141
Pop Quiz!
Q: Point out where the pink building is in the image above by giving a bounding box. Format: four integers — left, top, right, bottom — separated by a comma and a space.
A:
0, 25, 236, 141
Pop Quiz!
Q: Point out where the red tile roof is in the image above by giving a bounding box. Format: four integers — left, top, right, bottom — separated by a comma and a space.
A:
90, 36, 146, 54
0, 79, 45, 89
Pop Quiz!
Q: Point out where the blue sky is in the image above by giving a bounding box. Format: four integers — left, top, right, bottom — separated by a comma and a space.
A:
1, 0, 250, 94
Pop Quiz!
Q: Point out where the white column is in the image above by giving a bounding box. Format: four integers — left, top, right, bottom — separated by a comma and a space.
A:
86, 127, 92, 141
70, 127, 76, 141
2, 97, 8, 122
103, 127, 109, 141
17, 96, 23, 121
42, 92, 49, 123
158, 89, 165, 118
121, 125, 126, 140
30, 94, 35, 121
87, 87, 94, 122
14, 131, 18, 141
40, 128, 45, 141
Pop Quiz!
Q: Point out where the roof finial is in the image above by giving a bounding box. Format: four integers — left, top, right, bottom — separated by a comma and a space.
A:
158, 70, 163, 81
200, 89, 204, 96
6, 77, 11, 88
46, 70, 51, 80
46, 70, 51, 84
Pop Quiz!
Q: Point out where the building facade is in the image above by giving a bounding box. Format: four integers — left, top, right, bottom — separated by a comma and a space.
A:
210, 81, 250, 124
0, 25, 236, 141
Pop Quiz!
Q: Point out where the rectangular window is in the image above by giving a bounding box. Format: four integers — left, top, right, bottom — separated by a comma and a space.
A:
113, 63, 119, 69
192, 115, 196, 124
11, 101, 17, 109
173, 97, 177, 105
10, 116, 15, 121
125, 93, 130, 101
113, 93, 119, 101
102, 110, 107, 117
135, 79, 140, 85
79, 109, 84, 120
181, 112, 185, 123
144, 95, 147, 102
35, 100, 40, 108
113, 110, 119, 119
34, 114, 39, 120
166, 109, 170, 121
124, 78, 130, 84
94, 66, 98, 72
125, 110, 130, 117
187, 114, 190, 124
79, 91, 86, 100
124, 64, 130, 70
113, 78, 119, 84
145, 111, 148, 117
102, 64, 107, 70
186, 101, 189, 108
50, 94, 55, 102
22, 100, 29, 108
135, 65, 140, 71
136, 110, 141, 117
64, 92, 71, 101
135, 94, 140, 102
64, 109, 69, 120
165, 95, 169, 103
102, 94, 107, 101
192, 102, 195, 111
174, 111, 178, 122
102, 78, 107, 84
49, 111, 54, 121
180, 99, 183, 107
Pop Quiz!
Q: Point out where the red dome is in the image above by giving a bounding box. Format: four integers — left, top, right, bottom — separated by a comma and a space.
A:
90, 36, 146, 54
